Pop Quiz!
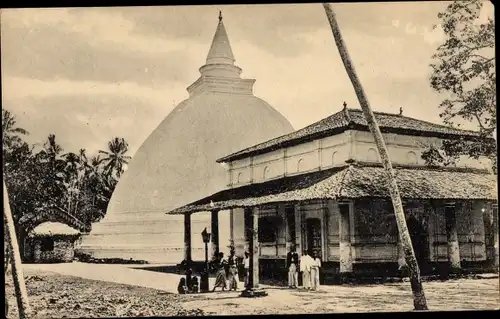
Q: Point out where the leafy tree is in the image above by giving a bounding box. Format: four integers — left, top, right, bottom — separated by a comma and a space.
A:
425, 0, 496, 170
99, 137, 132, 179
2, 109, 29, 160
3, 109, 131, 241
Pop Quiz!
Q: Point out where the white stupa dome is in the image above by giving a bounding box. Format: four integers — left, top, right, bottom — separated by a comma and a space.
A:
79, 13, 294, 263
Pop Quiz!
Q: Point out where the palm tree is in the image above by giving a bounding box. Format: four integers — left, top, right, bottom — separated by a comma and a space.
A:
322, 3, 427, 310
98, 137, 132, 179
34, 134, 68, 214
4, 179, 32, 318
77, 154, 117, 226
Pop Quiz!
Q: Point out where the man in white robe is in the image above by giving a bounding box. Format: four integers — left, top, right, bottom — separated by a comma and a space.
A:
300, 250, 313, 289
310, 251, 322, 290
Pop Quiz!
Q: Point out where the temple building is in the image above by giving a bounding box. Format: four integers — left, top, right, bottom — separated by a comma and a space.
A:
79, 13, 294, 263
169, 106, 498, 283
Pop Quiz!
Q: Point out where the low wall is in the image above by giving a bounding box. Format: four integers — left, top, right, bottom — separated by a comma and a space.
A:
33, 238, 76, 263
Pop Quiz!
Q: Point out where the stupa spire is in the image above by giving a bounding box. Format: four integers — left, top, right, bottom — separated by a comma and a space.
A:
188, 11, 253, 96
206, 10, 236, 65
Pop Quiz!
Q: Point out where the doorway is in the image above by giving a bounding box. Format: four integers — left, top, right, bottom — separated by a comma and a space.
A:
306, 218, 322, 258
406, 215, 430, 272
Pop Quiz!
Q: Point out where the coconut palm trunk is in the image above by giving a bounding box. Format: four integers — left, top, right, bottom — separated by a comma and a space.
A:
3, 179, 32, 318
322, 3, 428, 310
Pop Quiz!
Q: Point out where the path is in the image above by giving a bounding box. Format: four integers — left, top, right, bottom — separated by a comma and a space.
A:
20, 263, 499, 314
22, 262, 268, 294
23, 262, 186, 294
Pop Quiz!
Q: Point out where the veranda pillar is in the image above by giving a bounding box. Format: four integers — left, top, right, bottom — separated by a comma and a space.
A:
338, 202, 353, 276
280, 204, 291, 253
250, 206, 260, 288
211, 210, 220, 259
485, 203, 499, 269
445, 203, 461, 272
294, 204, 302, 254
183, 213, 192, 262
494, 204, 499, 269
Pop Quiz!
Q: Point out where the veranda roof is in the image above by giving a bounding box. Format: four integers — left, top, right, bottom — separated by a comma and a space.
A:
29, 222, 81, 238
167, 163, 497, 215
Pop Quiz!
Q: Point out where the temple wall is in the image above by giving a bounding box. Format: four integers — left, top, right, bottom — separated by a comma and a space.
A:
353, 199, 488, 263
352, 199, 398, 263
429, 201, 487, 262
229, 131, 493, 188
231, 198, 492, 268
230, 132, 351, 187
354, 131, 492, 169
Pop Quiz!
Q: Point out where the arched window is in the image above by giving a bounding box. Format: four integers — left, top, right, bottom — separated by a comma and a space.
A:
407, 151, 418, 165
297, 159, 304, 172
331, 151, 337, 167
237, 172, 243, 183
263, 166, 269, 179
367, 148, 378, 162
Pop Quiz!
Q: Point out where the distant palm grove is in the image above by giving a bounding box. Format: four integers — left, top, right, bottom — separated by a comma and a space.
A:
2, 109, 132, 234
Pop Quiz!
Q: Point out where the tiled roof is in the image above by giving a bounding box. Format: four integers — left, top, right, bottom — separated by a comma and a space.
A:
339, 163, 497, 200
217, 108, 481, 163
167, 163, 496, 214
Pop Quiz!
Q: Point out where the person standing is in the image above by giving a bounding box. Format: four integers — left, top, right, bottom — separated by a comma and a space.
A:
310, 251, 322, 291
300, 250, 312, 290
227, 250, 238, 291
243, 251, 250, 288
286, 245, 299, 288
212, 252, 228, 292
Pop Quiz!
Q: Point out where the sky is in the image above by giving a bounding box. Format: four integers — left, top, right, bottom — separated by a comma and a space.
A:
1, 2, 494, 157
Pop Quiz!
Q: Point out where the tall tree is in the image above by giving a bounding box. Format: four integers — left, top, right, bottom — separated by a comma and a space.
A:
4, 179, 32, 319
322, 3, 428, 310
34, 134, 68, 214
98, 137, 132, 179
2, 109, 130, 237
425, 0, 496, 170
2, 109, 29, 155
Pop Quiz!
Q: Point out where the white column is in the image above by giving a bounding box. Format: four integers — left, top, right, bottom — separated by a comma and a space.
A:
339, 202, 353, 273
250, 206, 260, 288
294, 203, 302, 254
445, 203, 461, 271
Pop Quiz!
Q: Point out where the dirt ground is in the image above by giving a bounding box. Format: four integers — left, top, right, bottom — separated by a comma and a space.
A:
5, 269, 202, 318
5, 269, 499, 317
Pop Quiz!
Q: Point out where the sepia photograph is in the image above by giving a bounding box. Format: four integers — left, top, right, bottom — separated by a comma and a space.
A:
2, 1, 498, 317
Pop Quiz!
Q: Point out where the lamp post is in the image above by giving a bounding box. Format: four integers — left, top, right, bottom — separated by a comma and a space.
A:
200, 227, 211, 293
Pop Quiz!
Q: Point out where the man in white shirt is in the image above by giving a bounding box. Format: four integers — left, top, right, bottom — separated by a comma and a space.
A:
310, 251, 322, 291
300, 250, 312, 289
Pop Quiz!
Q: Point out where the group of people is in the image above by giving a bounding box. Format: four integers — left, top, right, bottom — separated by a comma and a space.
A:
177, 267, 200, 294
212, 250, 249, 292
287, 245, 322, 290
179, 245, 321, 293
179, 250, 251, 294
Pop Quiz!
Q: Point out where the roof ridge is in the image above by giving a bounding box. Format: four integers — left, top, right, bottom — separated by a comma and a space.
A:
347, 108, 480, 134
353, 160, 494, 174
218, 106, 482, 163
217, 108, 348, 163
